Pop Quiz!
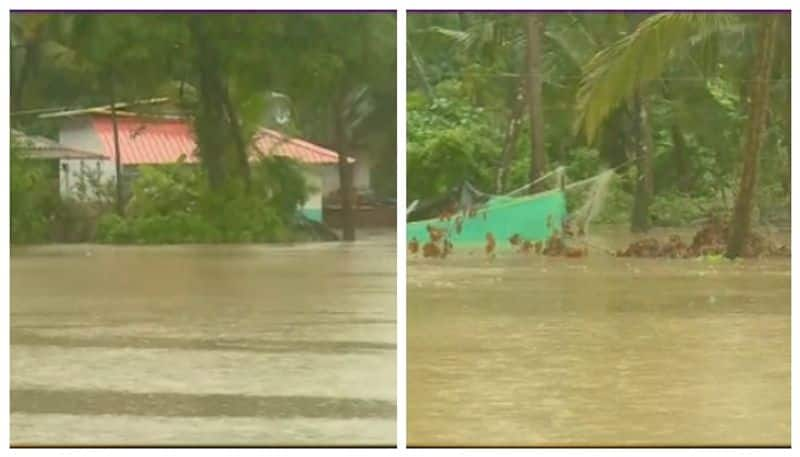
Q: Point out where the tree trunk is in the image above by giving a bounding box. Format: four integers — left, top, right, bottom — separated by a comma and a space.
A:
661, 82, 691, 192
219, 81, 251, 190
726, 16, 778, 258
195, 80, 227, 189
495, 82, 525, 193
786, 121, 791, 224
458, 13, 470, 30
409, 42, 435, 101
189, 17, 227, 190
783, 93, 791, 224
108, 70, 124, 216
12, 43, 39, 114
671, 123, 691, 192
334, 96, 356, 242
600, 106, 632, 169
523, 14, 547, 193
630, 92, 654, 233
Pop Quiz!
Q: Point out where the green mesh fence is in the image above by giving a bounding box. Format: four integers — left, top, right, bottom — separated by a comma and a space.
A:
407, 189, 567, 248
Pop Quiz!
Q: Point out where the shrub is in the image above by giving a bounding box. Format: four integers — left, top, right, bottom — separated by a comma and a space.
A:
10, 143, 59, 243
96, 156, 308, 244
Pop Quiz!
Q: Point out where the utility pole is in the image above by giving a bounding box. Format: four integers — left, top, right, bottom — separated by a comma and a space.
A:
109, 67, 124, 216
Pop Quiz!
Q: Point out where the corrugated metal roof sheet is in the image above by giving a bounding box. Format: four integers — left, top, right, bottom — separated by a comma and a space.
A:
37, 98, 170, 119
89, 114, 350, 165
11, 128, 108, 160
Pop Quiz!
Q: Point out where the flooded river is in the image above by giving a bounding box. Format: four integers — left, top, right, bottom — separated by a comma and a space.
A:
408, 227, 790, 447
11, 231, 396, 446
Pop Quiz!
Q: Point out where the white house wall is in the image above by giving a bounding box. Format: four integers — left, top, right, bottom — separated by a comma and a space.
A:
58, 116, 116, 200
301, 167, 323, 222
321, 160, 371, 196
59, 158, 117, 200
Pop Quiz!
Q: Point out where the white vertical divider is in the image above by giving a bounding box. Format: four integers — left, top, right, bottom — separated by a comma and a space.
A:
396, 8, 408, 450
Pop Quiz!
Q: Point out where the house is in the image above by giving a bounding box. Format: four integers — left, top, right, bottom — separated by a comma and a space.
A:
12, 128, 108, 199
48, 111, 353, 223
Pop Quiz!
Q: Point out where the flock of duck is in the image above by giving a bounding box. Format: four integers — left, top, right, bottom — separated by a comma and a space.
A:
408, 216, 790, 261
408, 224, 589, 260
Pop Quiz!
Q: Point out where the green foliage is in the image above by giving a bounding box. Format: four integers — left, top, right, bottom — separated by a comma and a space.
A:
51, 197, 108, 242
276, 13, 397, 202
407, 85, 502, 202
408, 12, 789, 231
10, 140, 111, 243
96, 212, 215, 244
96, 158, 308, 244
125, 164, 201, 218
649, 192, 721, 226
11, 13, 395, 244
10, 144, 57, 243
252, 156, 312, 217
575, 13, 739, 142
563, 146, 604, 181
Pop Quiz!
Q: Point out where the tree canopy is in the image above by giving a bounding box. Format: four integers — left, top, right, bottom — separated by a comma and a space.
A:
407, 12, 789, 241
10, 12, 397, 244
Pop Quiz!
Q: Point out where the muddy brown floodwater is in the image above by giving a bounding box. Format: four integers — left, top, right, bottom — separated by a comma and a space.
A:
11, 231, 396, 446
408, 227, 790, 447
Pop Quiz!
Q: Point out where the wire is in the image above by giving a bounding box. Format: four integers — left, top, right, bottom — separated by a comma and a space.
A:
410, 71, 790, 84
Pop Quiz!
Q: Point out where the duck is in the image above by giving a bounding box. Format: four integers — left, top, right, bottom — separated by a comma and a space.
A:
422, 241, 441, 258
485, 232, 496, 257
427, 224, 445, 242
441, 239, 453, 259
564, 246, 589, 258
408, 237, 419, 255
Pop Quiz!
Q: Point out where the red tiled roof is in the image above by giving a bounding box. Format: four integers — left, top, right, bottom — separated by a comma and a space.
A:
252, 129, 348, 165
89, 114, 349, 165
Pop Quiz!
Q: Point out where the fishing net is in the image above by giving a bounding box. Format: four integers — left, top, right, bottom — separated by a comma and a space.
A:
564, 169, 615, 237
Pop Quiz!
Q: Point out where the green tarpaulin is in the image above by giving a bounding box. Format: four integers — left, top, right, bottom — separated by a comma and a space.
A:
407, 189, 567, 248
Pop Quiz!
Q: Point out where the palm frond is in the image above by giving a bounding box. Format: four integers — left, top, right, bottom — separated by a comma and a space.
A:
428, 26, 472, 47
428, 18, 517, 57
544, 18, 602, 73
575, 13, 740, 143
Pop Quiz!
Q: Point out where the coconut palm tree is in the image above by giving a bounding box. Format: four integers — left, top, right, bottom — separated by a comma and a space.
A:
575, 14, 740, 142
427, 14, 536, 192
422, 13, 627, 193
523, 14, 547, 192
575, 13, 783, 253
726, 16, 780, 257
